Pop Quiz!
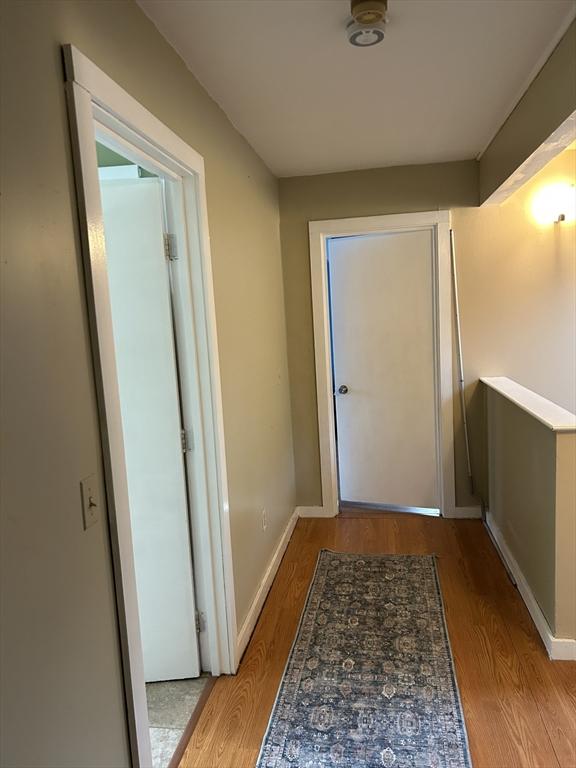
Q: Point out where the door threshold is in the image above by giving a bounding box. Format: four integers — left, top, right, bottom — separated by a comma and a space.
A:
339, 501, 441, 517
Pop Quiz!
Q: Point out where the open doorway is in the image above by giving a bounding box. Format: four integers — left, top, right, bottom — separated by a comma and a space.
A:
64, 45, 236, 768
96, 143, 209, 766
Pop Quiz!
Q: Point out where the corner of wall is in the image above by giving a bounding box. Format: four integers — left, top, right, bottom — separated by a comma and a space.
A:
479, 20, 576, 203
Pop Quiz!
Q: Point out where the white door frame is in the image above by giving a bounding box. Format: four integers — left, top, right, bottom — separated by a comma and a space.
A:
63, 45, 236, 767
309, 211, 456, 518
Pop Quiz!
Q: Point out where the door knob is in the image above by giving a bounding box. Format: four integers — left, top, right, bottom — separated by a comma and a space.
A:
338, 385, 349, 394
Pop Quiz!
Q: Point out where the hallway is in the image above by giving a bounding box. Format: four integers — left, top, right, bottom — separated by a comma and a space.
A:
179, 514, 576, 768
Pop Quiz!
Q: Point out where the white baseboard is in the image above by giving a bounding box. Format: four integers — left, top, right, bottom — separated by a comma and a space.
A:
444, 506, 483, 519
296, 505, 329, 518
235, 509, 299, 665
486, 512, 576, 661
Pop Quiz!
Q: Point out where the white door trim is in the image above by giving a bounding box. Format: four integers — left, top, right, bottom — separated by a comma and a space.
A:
309, 211, 456, 518
63, 45, 236, 767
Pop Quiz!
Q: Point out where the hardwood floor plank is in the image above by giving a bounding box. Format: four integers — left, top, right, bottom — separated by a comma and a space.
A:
438, 521, 561, 767
179, 514, 575, 768
454, 521, 576, 768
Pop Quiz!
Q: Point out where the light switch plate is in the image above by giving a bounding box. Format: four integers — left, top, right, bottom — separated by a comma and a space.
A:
80, 474, 100, 530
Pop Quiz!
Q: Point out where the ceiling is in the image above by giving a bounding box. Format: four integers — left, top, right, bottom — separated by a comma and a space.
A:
138, 0, 575, 178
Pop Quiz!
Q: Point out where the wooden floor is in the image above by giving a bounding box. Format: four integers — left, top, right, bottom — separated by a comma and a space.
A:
180, 513, 576, 768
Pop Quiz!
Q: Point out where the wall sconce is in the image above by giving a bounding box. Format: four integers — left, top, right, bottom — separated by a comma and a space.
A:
531, 182, 576, 225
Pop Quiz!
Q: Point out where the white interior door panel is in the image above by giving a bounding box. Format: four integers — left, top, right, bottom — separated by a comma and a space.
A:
329, 230, 440, 510
100, 177, 200, 681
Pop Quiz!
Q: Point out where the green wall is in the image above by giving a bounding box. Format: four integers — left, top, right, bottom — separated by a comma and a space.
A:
96, 143, 133, 167
96, 142, 156, 176
487, 393, 557, 630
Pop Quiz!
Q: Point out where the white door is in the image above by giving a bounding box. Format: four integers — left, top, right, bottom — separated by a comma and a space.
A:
100, 177, 200, 681
328, 230, 440, 512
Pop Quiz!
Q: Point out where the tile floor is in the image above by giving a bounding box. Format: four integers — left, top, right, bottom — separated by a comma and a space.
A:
146, 677, 209, 768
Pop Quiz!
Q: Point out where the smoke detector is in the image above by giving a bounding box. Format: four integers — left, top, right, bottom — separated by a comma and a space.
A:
347, 0, 388, 47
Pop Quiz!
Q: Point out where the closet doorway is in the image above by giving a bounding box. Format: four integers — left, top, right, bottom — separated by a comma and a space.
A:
97, 146, 211, 765
98, 147, 200, 682
65, 45, 236, 768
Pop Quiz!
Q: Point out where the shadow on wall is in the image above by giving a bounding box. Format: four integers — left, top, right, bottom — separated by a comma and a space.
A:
468, 382, 489, 505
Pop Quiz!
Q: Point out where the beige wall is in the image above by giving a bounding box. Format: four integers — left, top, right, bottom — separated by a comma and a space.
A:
452, 148, 576, 501
0, 1, 294, 766
479, 20, 576, 203
279, 161, 479, 505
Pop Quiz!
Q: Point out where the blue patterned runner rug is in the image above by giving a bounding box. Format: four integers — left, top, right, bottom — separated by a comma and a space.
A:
256, 550, 471, 768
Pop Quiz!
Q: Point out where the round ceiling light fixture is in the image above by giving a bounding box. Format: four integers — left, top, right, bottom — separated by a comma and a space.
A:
347, 0, 388, 47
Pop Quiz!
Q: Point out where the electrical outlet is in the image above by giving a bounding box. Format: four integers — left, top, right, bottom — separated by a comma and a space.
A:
261, 508, 267, 531
80, 474, 100, 530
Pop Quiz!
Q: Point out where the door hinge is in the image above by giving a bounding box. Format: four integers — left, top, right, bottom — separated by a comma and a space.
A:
164, 233, 178, 261
181, 428, 193, 453
195, 610, 206, 633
